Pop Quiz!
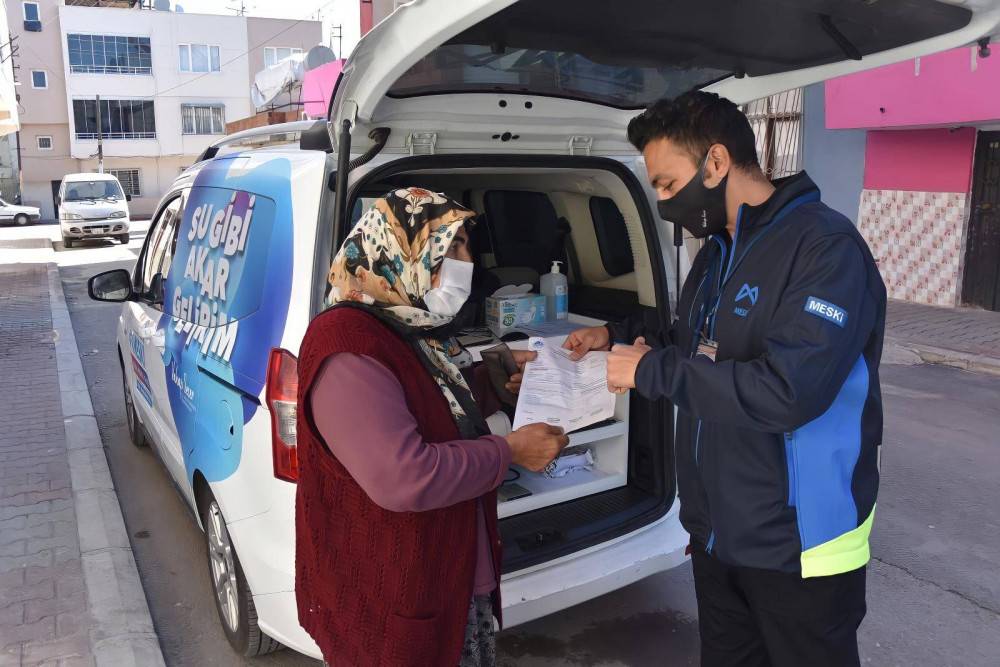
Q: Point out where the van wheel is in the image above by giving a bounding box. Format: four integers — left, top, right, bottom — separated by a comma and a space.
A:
120, 360, 147, 448
117, 233, 129, 244
64, 238, 75, 249
14, 214, 29, 226
202, 496, 282, 657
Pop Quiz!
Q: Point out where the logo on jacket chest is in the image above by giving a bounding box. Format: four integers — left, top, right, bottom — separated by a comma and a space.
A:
733, 283, 759, 318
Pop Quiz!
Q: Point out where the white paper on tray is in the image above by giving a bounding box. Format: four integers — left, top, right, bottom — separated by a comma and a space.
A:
512, 337, 616, 432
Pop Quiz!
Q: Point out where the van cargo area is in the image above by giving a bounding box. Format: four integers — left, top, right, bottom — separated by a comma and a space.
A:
321, 155, 677, 572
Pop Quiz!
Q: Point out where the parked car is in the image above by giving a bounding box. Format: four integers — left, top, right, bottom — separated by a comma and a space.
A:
86, 0, 998, 659
58, 172, 131, 248
0, 197, 41, 226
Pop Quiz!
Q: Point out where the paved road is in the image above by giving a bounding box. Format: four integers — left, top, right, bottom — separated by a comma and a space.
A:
59, 255, 1000, 666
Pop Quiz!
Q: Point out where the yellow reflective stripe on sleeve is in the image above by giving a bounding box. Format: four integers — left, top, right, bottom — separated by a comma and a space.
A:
800, 506, 876, 578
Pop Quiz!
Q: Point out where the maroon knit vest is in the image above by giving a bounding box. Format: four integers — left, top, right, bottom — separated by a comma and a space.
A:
295, 307, 502, 667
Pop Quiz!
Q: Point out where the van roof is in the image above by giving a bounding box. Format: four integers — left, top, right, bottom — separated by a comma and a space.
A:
62, 172, 120, 182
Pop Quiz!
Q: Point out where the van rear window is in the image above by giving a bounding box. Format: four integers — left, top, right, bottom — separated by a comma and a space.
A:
388, 44, 728, 109
386, 0, 971, 109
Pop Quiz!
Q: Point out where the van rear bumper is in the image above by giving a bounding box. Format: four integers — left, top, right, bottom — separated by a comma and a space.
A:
501, 507, 688, 628
235, 505, 688, 659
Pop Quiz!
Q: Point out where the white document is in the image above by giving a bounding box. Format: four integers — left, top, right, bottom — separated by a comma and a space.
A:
512, 337, 616, 432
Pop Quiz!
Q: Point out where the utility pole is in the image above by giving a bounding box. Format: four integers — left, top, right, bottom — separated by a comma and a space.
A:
95, 95, 104, 174
330, 24, 343, 59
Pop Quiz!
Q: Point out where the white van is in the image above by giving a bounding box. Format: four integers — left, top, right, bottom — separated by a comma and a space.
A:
58, 172, 131, 248
86, 1, 998, 659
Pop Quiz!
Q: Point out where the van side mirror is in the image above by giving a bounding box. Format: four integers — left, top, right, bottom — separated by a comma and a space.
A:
88, 269, 133, 302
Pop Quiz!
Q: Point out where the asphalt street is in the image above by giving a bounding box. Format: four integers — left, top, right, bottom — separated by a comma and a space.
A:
59, 250, 1000, 667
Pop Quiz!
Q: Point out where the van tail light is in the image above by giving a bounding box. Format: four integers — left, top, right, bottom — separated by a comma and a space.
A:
266, 348, 299, 483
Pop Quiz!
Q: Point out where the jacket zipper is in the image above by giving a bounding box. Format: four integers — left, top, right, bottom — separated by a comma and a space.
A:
705, 234, 731, 340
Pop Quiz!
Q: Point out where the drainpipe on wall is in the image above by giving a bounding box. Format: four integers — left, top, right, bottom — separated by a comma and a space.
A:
360, 0, 374, 36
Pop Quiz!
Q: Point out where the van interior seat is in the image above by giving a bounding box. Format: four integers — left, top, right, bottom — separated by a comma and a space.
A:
480, 190, 569, 279
547, 191, 638, 293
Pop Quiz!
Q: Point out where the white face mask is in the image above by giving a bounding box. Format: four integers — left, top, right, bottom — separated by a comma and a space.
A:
423, 257, 473, 317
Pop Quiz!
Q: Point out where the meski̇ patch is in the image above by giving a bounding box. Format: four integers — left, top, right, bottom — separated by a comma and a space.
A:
804, 296, 847, 327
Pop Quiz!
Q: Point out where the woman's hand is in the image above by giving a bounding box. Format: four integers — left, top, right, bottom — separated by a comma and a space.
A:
504, 349, 537, 395
562, 326, 611, 361
506, 423, 569, 472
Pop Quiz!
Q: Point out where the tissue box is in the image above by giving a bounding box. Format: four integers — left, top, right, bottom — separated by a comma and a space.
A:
485, 285, 546, 335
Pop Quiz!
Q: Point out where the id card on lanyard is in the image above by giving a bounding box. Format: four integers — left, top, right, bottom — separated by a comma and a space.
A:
696, 336, 718, 362
696, 244, 726, 363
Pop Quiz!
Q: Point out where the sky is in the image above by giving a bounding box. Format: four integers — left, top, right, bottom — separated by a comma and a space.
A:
171, 0, 362, 60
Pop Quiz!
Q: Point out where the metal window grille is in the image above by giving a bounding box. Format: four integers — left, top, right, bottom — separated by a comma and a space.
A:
36, 136, 52, 150
72, 99, 156, 139
108, 169, 141, 197
742, 88, 803, 180
68, 34, 152, 75
181, 105, 225, 135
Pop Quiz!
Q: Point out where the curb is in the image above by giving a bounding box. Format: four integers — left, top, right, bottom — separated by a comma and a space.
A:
885, 335, 1000, 377
46, 263, 166, 667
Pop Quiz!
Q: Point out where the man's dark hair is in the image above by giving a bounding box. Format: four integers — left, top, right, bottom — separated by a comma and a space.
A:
627, 91, 761, 170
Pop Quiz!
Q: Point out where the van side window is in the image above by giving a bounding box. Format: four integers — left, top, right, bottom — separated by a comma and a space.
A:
138, 198, 183, 305
589, 196, 634, 277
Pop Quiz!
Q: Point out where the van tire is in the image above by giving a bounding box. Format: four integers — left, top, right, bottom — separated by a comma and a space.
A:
200, 494, 282, 657
117, 233, 129, 244
120, 357, 147, 448
64, 238, 75, 249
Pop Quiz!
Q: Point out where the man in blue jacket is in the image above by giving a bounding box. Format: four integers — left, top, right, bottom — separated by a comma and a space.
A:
565, 91, 885, 666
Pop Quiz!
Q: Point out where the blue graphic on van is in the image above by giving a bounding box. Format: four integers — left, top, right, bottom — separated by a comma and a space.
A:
128, 330, 153, 406
159, 155, 294, 483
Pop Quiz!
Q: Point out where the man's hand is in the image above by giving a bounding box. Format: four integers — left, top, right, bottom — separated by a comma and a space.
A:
504, 349, 537, 395
562, 326, 611, 361
607, 337, 652, 393
506, 423, 569, 472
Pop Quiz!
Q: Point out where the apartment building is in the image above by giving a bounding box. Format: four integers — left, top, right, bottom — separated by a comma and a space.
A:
9, 1, 320, 218
0, 4, 20, 201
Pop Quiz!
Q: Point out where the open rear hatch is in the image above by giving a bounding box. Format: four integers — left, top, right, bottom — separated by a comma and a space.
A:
331, 0, 996, 155
322, 0, 999, 572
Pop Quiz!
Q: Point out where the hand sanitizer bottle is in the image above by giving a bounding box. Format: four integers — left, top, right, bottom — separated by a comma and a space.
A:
540, 260, 568, 321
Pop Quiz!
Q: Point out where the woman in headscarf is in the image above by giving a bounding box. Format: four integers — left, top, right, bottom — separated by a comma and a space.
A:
295, 187, 568, 667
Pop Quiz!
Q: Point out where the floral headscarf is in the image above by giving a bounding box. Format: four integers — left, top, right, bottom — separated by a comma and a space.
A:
327, 187, 484, 436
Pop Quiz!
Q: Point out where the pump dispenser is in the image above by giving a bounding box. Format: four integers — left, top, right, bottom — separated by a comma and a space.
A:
540, 260, 568, 321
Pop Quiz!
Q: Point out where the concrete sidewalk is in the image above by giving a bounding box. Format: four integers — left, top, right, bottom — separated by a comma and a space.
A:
0, 265, 163, 666
886, 299, 1000, 375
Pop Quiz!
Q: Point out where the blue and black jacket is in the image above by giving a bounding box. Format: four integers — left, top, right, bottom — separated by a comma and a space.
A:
616, 172, 886, 577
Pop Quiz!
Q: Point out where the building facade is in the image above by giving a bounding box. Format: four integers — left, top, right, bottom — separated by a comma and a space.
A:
813, 45, 1000, 312
8, 1, 319, 218
0, 1, 20, 201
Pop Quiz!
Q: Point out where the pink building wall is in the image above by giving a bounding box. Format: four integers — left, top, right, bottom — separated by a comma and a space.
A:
827, 46, 1000, 129
857, 127, 976, 307
864, 128, 977, 193
303, 60, 345, 119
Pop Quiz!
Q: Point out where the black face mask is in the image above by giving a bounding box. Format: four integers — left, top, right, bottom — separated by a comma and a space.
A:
656, 156, 729, 239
